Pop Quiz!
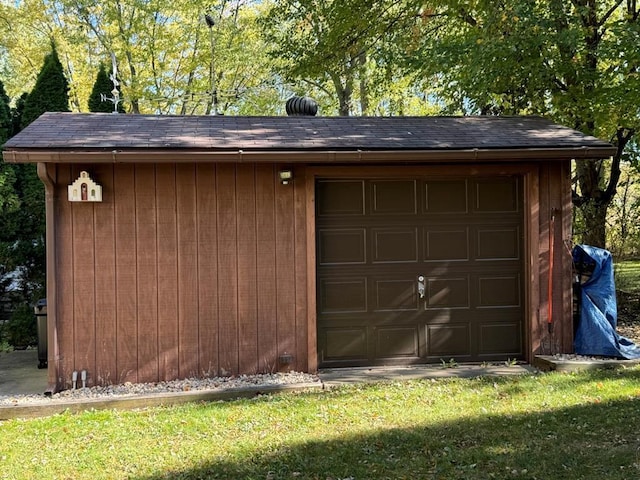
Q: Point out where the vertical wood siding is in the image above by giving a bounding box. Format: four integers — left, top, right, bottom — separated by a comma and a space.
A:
55, 165, 74, 388
53, 163, 308, 388
196, 164, 218, 377
255, 165, 278, 372
236, 165, 258, 374
534, 161, 573, 356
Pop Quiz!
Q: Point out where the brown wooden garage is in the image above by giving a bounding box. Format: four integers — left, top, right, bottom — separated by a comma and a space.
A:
2, 113, 615, 391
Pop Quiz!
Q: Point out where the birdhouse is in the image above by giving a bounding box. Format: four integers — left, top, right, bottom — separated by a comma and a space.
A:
68, 171, 102, 202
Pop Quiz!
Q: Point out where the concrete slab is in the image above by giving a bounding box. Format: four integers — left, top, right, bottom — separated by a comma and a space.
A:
0, 349, 48, 396
318, 363, 536, 387
533, 355, 640, 373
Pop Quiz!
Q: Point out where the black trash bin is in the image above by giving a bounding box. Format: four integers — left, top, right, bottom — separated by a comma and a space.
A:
34, 298, 47, 369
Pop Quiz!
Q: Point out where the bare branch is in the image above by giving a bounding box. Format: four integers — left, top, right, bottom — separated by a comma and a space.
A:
602, 127, 636, 203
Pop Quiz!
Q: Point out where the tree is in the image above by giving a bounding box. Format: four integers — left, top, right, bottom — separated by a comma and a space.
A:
0, 80, 11, 144
88, 63, 125, 113
0, 44, 70, 319
21, 45, 70, 128
10, 93, 28, 137
401, 0, 640, 248
260, 0, 429, 116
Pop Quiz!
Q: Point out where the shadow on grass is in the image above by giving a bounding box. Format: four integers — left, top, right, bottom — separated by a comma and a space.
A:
139, 393, 640, 480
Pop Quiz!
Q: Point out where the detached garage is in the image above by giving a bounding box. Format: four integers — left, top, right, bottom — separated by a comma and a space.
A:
2, 113, 615, 392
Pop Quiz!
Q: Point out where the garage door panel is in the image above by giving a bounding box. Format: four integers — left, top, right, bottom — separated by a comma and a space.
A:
476, 227, 520, 260
372, 180, 417, 214
319, 278, 367, 313
477, 275, 521, 308
375, 327, 419, 357
424, 227, 469, 262
317, 180, 365, 216
374, 279, 419, 311
323, 328, 368, 360
479, 323, 523, 355
318, 229, 366, 265
424, 180, 468, 213
426, 324, 470, 357
426, 277, 470, 309
474, 179, 519, 212
372, 228, 418, 263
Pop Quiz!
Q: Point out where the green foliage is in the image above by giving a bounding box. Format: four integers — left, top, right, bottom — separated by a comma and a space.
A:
0, 80, 11, 145
0, 161, 46, 303
440, 358, 458, 368
606, 165, 640, 257
4, 303, 36, 347
21, 45, 69, 128
614, 259, 640, 292
0, 44, 67, 314
10, 92, 27, 137
402, 0, 640, 246
0, 339, 11, 353
88, 63, 125, 113
0, 54, 52, 348
260, 0, 433, 115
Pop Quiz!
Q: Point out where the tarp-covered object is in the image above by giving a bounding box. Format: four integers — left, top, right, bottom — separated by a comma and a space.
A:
573, 245, 640, 359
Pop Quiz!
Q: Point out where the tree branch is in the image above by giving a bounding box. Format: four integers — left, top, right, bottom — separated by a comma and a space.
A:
300, 78, 333, 97
457, 8, 477, 27
598, 0, 624, 27
602, 127, 636, 204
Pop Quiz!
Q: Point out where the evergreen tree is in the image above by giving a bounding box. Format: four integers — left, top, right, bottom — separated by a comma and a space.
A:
88, 63, 125, 113
0, 81, 11, 145
0, 46, 67, 334
21, 45, 69, 128
10, 93, 28, 138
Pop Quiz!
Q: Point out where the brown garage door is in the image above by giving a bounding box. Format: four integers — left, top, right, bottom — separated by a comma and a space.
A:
316, 176, 524, 367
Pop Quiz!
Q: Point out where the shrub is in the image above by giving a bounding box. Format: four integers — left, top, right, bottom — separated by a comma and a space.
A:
5, 303, 37, 348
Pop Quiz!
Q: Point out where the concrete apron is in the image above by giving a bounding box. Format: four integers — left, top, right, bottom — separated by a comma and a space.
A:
0, 350, 47, 396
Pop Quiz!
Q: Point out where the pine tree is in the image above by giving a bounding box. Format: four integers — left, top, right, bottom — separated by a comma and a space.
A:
0, 81, 11, 145
0, 46, 65, 322
88, 63, 125, 113
21, 45, 70, 128
10, 93, 28, 138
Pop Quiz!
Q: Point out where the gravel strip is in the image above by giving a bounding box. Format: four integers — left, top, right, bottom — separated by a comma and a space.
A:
2, 323, 639, 406
0, 372, 321, 406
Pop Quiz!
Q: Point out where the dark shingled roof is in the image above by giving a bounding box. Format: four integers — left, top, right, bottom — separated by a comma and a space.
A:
2, 112, 616, 165
4, 112, 613, 151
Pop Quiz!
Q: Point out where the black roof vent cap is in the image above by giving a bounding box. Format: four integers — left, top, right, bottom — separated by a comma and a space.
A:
285, 96, 318, 116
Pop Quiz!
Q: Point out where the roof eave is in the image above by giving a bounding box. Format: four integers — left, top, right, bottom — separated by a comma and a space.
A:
2, 146, 616, 164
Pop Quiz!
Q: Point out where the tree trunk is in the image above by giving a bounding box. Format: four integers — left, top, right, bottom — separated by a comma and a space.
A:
357, 53, 369, 115
330, 71, 353, 116
578, 200, 608, 248
573, 128, 634, 248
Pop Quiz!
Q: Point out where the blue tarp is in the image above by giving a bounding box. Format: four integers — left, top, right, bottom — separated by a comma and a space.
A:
573, 245, 640, 359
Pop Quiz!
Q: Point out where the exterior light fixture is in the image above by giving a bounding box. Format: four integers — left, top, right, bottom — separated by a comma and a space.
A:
278, 169, 293, 185
279, 353, 293, 365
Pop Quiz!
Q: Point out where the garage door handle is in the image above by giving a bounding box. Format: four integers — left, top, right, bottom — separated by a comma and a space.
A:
417, 275, 425, 299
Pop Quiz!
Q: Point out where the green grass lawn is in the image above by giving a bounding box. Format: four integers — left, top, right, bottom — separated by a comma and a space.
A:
615, 259, 640, 292
2, 368, 640, 479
